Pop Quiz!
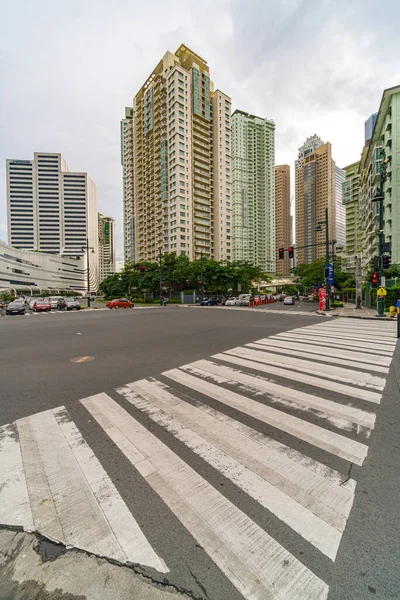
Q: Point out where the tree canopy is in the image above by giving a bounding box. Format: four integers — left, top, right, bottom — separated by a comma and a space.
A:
291, 257, 355, 291
100, 253, 271, 299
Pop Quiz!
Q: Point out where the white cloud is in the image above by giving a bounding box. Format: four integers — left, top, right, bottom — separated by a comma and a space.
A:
1, 0, 399, 257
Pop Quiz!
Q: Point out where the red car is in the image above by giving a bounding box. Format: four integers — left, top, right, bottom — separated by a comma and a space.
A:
34, 300, 51, 312
106, 298, 134, 309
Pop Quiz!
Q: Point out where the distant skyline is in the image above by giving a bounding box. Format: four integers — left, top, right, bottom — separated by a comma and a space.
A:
1, 0, 399, 264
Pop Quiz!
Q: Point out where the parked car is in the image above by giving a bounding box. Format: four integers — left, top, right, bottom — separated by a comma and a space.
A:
200, 297, 219, 306
238, 294, 251, 306
283, 296, 295, 305
106, 298, 134, 309
34, 299, 51, 312
28, 297, 42, 310
49, 296, 66, 310
225, 296, 239, 306
6, 300, 26, 315
65, 298, 81, 311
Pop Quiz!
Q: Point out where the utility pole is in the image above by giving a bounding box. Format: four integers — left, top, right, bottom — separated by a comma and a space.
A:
200, 250, 204, 302
316, 208, 330, 311
373, 150, 388, 317
86, 238, 91, 308
159, 248, 163, 306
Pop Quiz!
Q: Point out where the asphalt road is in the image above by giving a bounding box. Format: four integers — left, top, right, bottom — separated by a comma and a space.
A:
0, 307, 399, 600
0, 305, 319, 423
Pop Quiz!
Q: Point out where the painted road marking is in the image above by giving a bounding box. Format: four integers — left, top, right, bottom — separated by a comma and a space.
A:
273, 333, 393, 356
229, 346, 387, 388
162, 368, 369, 465
182, 360, 375, 430
4, 407, 167, 571
253, 338, 392, 367
70, 356, 95, 363
213, 352, 382, 404
82, 392, 329, 600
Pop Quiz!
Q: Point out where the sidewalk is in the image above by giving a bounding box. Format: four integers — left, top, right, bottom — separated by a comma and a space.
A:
320, 302, 395, 320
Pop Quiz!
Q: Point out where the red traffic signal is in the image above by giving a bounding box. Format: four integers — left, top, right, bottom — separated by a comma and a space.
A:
382, 255, 391, 269
371, 272, 378, 287
278, 248, 284, 260
139, 265, 146, 273
288, 246, 294, 259
198, 280, 203, 285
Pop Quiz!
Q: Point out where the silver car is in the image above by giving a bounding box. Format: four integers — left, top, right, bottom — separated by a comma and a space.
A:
65, 298, 81, 310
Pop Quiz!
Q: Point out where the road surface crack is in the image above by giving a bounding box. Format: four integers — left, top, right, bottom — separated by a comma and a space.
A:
189, 567, 211, 599
340, 463, 353, 486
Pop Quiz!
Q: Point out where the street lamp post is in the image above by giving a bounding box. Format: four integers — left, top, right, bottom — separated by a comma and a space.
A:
159, 248, 163, 306
373, 187, 385, 317
82, 238, 95, 309
316, 207, 330, 311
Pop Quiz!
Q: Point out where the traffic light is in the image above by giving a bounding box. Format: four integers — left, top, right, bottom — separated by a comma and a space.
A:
198, 280, 203, 286
324, 267, 330, 279
371, 272, 379, 287
139, 265, 146, 274
288, 246, 294, 259
279, 248, 284, 260
382, 255, 392, 270
370, 256, 380, 271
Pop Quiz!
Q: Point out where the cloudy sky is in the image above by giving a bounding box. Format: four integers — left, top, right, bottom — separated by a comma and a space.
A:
1, 0, 399, 262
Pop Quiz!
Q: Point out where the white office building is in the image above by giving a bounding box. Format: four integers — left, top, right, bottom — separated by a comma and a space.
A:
0, 239, 85, 293
6, 152, 99, 290
98, 213, 116, 282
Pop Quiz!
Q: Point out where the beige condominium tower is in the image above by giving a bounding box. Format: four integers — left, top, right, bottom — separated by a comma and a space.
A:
295, 135, 336, 265
275, 165, 291, 275
121, 44, 232, 263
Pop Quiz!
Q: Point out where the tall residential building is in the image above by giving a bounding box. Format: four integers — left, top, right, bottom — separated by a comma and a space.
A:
365, 113, 378, 144
98, 213, 116, 282
275, 165, 290, 275
121, 107, 135, 264
335, 165, 346, 247
6, 152, 99, 288
342, 161, 361, 273
295, 138, 336, 264
122, 44, 232, 262
295, 134, 324, 170
232, 110, 275, 272
359, 85, 400, 271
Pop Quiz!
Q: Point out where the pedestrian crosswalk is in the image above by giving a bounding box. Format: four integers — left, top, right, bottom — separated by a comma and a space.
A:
0, 318, 397, 600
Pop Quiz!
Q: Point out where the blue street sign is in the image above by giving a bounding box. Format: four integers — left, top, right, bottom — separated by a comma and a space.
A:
328, 263, 334, 285
396, 299, 400, 308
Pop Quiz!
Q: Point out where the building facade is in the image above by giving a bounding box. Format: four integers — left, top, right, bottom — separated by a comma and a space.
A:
0, 240, 85, 293
359, 85, 400, 271
342, 161, 361, 273
121, 107, 135, 264
295, 138, 336, 264
122, 44, 231, 263
232, 110, 275, 272
275, 165, 291, 275
335, 165, 346, 248
6, 152, 99, 289
98, 214, 116, 282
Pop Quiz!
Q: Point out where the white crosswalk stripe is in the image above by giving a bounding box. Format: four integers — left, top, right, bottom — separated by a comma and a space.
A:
0, 407, 167, 572
0, 318, 397, 600
82, 392, 329, 600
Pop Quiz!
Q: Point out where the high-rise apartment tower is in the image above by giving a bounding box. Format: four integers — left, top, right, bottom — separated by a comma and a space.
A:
295, 137, 337, 264
98, 214, 116, 282
275, 165, 290, 276
122, 44, 232, 262
232, 110, 275, 272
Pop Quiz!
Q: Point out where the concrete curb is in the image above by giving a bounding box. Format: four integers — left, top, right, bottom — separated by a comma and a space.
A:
316, 309, 394, 321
